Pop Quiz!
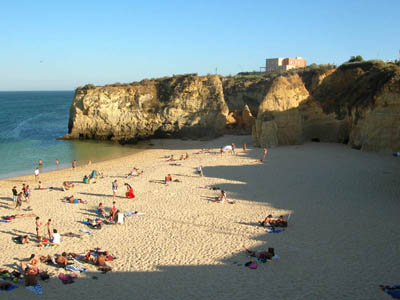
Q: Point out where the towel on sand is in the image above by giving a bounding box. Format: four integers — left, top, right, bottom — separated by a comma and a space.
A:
25, 282, 42, 294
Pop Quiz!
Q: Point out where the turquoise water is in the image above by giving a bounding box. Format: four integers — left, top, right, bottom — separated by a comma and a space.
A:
0, 91, 145, 179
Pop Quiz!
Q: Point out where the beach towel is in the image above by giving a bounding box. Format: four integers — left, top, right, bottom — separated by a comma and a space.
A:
124, 211, 144, 217
25, 282, 43, 295
0, 220, 10, 223
117, 213, 124, 224
267, 228, 284, 233
58, 273, 76, 284
80, 229, 92, 235
0, 283, 18, 291
65, 265, 87, 273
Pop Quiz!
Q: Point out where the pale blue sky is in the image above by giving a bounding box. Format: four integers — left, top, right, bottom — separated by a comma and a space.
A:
1, 0, 399, 90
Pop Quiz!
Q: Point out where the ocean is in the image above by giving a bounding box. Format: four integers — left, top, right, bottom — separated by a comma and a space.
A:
0, 91, 144, 179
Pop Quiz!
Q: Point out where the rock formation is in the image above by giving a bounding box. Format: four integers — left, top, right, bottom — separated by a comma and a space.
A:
252, 61, 400, 152
65, 74, 230, 142
65, 61, 400, 152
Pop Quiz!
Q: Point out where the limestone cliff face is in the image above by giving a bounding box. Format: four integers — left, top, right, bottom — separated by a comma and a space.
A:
252, 61, 400, 152
65, 74, 229, 142
66, 61, 400, 152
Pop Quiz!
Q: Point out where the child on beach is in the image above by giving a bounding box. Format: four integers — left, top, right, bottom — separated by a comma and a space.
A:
35, 217, 43, 240
112, 180, 118, 199
47, 219, 52, 238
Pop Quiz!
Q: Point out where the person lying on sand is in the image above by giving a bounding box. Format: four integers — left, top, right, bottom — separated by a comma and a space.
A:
199, 186, 220, 190
127, 167, 143, 178
2, 213, 37, 220
20, 254, 41, 271
245, 247, 276, 260
167, 155, 175, 162
13, 235, 29, 244
64, 195, 87, 204
259, 215, 288, 227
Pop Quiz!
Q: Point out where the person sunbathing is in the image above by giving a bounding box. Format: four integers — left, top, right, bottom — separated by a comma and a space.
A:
259, 214, 274, 226
167, 155, 175, 161
65, 195, 87, 204
215, 190, 227, 203
13, 235, 29, 244
179, 154, 185, 160
276, 215, 288, 227
56, 252, 69, 266
20, 254, 41, 271
245, 247, 275, 260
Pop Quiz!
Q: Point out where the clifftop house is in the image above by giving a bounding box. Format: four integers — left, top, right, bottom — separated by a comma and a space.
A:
265, 57, 307, 73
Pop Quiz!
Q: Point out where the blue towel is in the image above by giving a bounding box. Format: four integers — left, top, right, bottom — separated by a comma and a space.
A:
65, 265, 87, 273
25, 282, 43, 295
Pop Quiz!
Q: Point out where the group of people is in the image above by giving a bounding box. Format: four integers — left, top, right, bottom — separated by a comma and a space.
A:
98, 201, 120, 223
35, 217, 61, 243
12, 184, 31, 210
258, 214, 288, 228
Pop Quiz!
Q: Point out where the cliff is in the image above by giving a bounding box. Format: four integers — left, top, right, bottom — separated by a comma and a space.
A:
65, 61, 400, 152
252, 61, 400, 152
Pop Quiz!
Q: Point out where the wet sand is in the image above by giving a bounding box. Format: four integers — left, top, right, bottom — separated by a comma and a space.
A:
0, 135, 399, 299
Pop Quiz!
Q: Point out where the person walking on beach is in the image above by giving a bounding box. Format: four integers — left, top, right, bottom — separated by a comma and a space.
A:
35, 217, 43, 240
12, 186, 18, 203
243, 143, 247, 153
263, 148, 268, 161
15, 192, 23, 210
56, 159, 59, 167
112, 180, 118, 199
34, 167, 40, 181
72, 160, 77, 169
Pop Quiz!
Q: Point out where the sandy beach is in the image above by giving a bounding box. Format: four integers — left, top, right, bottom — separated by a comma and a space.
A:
0, 135, 399, 299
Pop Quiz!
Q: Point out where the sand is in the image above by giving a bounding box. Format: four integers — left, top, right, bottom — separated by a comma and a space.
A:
0, 135, 399, 299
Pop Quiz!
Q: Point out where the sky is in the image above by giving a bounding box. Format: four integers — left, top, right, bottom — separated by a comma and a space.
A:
0, 0, 399, 90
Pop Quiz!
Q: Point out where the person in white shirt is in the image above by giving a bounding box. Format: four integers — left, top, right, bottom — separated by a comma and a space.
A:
50, 229, 61, 244
34, 168, 39, 181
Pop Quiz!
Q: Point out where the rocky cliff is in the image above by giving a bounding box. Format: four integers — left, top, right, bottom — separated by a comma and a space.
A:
66, 61, 400, 152
252, 61, 400, 152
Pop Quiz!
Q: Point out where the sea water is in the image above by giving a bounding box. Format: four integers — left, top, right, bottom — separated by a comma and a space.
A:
0, 91, 144, 179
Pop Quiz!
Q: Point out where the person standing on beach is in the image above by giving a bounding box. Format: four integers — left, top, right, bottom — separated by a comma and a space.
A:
112, 180, 118, 199
263, 148, 268, 161
12, 186, 18, 203
34, 167, 40, 181
72, 160, 77, 169
35, 217, 43, 240
47, 219, 52, 238
15, 192, 23, 210
25, 185, 31, 203
243, 143, 247, 153
56, 159, 59, 167
22, 184, 27, 201
38, 159, 43, 166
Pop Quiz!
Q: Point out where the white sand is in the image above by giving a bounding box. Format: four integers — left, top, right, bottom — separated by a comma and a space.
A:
0, 135, 399, 299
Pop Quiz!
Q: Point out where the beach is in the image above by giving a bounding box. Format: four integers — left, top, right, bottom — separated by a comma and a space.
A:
0, 135, 399, 299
